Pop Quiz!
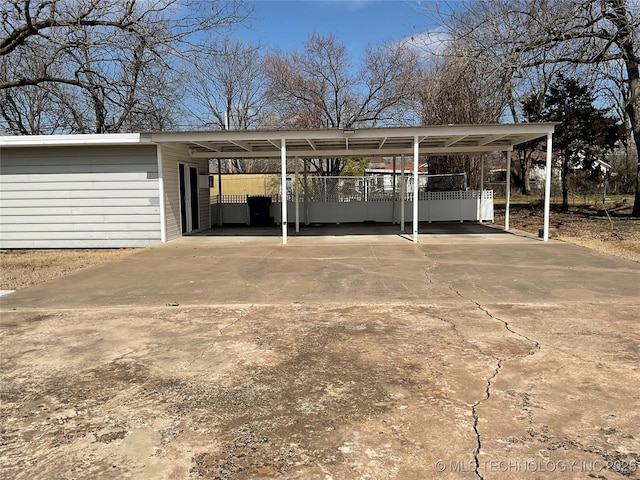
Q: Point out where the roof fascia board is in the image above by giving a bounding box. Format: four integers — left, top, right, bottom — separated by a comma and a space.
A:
0, 123, 555, 149
0, 133, 145, 147
152, 123, 555, 145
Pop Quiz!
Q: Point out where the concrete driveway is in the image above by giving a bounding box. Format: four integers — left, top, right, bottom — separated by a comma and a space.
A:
1, 226, 639, 479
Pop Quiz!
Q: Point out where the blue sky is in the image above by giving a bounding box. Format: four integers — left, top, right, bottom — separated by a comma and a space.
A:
235, 0, 432, 61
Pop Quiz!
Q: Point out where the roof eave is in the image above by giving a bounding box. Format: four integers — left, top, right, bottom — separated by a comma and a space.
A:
0, 133, 148, 147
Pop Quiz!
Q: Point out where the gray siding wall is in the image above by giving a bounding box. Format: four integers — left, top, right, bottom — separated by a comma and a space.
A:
158, 144, 184, 242
0, 145, 161, 248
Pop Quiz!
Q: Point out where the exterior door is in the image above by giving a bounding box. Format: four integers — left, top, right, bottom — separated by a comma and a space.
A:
179, 164, 200, 234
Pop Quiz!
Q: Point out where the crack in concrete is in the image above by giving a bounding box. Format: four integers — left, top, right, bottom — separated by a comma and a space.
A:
423, 256, 436, 286
444, 286, 540, 480
422, 253, 545, 479
187, 304, 254, 369
470, 299, 541, 355
471, 358, 502, 479
217, 303, 254, 339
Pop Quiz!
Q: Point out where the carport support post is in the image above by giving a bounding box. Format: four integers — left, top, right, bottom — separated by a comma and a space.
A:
479, 156, 485, 223
304, 159, 309, 225
413, 136, 419, 242
295, 156, 299, 233
400, 154, 406, 233
217, 159, 223, 227
392, 156, 396, 224
281, 138, 288, 244
505, 151, 511, 231
543, 132, 553, 241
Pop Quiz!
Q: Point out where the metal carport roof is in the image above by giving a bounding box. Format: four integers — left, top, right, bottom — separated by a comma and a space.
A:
147, 124, 555, 159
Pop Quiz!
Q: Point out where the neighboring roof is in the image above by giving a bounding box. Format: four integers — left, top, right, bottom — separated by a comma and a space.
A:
0, 124, 555, 159
593, 158, 612, 170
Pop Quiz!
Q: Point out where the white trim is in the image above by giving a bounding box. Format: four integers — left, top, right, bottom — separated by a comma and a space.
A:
505, 151, 511, 231
400, 154, 406, 233
0, 133, 144, 147
479, 156, 485, 223
543, 133, 553, 241
281, 138, 288, 245
295, 157, 300, 233
156, 145, 167, 243
413, 136, 419, 243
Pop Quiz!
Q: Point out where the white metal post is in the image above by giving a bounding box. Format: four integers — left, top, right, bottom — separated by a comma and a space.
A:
479, 156, 485, 223
505, 151, 511, 231
400, 154, 405, 233
392, 156, 396, 224
304, 159, 309, 225
217, 159, 223, 226
543, 133, 553, 241
281, 138, 288, 244
425, 155, 431, 223
295, 156, 299, 233
413, 136, 419, 243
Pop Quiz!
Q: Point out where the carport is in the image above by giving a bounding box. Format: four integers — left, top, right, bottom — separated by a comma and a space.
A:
0, 124, 555, 249
150, 123, 555, 244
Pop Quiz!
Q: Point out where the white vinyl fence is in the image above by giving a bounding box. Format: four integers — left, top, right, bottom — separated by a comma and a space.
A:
211, 174, 493, 226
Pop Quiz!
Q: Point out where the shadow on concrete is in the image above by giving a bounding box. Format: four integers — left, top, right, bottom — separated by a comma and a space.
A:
194, 222, 512, 238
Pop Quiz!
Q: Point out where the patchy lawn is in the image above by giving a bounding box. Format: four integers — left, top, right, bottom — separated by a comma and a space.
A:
495, 197, 639, 263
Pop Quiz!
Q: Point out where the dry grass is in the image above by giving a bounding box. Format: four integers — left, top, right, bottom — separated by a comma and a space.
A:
0, 249, 141, 291
495, 198, 640, 263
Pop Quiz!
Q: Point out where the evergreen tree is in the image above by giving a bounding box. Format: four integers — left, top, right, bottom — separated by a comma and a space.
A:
524, 75, 622, 209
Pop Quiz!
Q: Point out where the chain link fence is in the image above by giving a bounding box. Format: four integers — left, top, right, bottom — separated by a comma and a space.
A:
298, 173, 468, 203
211, 173, 469, 204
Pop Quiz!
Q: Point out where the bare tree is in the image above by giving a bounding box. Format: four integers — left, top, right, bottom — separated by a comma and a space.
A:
186, 38, 266, 132
184, 38, 276, 173
1, 0, 250, 133
418, 39, 507, 125
423, 0, 640, 214
262, 33, 421, 175
416, 37, 508, 188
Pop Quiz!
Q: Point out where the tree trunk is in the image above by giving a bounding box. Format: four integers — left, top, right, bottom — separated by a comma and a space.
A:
562, 153, 569, 210
627, 73, 640, 216
519, 151, 532, 195
618, 18, 640, 215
